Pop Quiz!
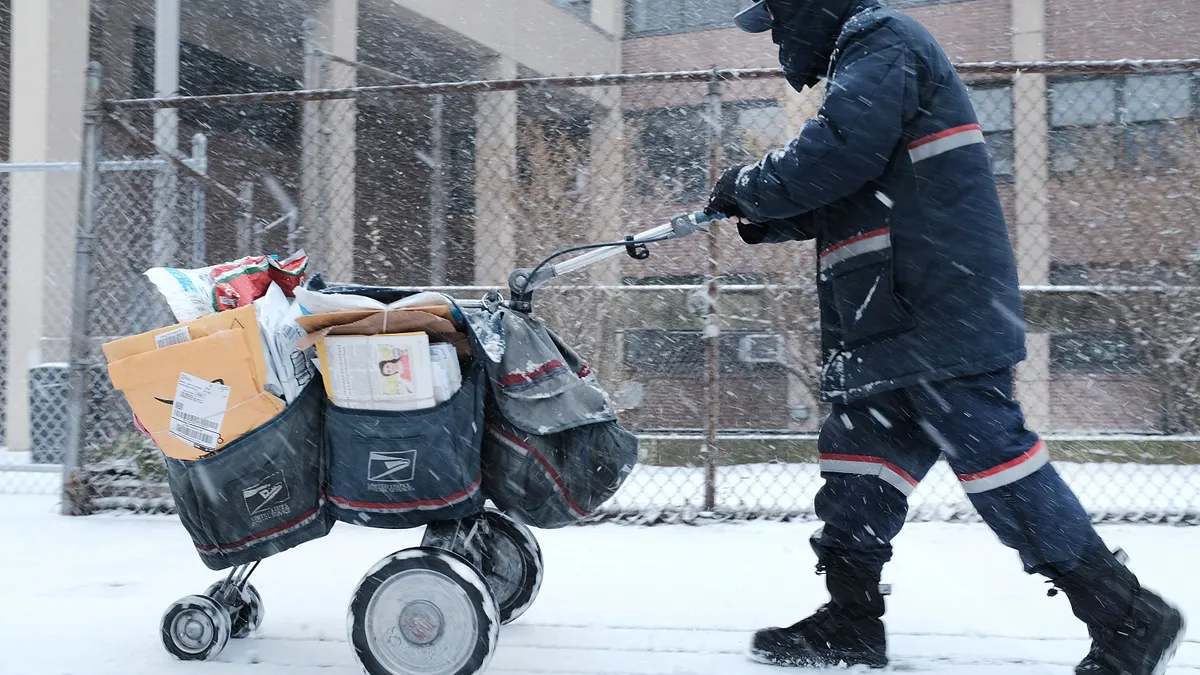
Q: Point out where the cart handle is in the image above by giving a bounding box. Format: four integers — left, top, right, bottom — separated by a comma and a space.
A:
507, 211, 719, 304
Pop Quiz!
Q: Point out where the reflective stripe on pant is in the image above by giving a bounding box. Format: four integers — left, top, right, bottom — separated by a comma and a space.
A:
813, 369, 1102, 574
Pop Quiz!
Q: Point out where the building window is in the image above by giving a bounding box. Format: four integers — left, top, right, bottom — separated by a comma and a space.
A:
634, 105, 710, 201
622, 329, 783, 375
726, 104, 791, 162
553, 0, 592, 22
1050, 74, 1196, 129
626, 0, 744, 36
982, 131, 1014, 178
1123, 74, 1192, 123
1049, 264, 1091, 286
1049, 74, 1196, 172
968, 85, 1014, 178
1050, 331, 1139, 374
969, 86, 1013, 132
1050, 79, 1118, 128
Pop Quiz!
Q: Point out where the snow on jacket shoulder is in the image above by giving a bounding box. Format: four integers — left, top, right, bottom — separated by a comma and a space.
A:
731, 6, 1027, 402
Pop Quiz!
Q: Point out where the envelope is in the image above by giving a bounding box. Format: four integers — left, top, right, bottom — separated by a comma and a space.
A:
101, 305, 271, 392
107, 328, 285, 460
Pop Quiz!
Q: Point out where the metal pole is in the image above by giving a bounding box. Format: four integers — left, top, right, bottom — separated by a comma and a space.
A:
190, 134, 207, 266
152, 0, 181, 267
429, 94, 447, 285
62, 63, 104, 516
703, 73, 723, 513
316, 48, 332, 272
300, 19, 329, 268
237, 181, 255, 256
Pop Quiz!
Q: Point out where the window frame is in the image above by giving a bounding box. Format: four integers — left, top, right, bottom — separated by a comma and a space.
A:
625, 0, 742, 37
1049, 330, 1142, 375
630, 103, 714, 203
553, 0, 593, 23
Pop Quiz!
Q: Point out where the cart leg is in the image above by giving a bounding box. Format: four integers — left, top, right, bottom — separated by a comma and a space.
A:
205, 562, 266, 639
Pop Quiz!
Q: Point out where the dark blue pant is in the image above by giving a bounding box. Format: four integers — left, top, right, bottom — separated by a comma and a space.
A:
813, 369, 1102, 576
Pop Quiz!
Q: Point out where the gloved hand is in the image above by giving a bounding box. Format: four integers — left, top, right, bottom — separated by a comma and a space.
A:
704, 165, 747, 220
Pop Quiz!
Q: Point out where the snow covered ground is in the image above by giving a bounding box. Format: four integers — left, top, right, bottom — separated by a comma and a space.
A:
3, 493, 1197, 674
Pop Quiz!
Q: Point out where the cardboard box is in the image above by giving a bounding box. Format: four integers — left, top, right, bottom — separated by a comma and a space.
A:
102, 304, 271, 392
296, 308, 468, 357
316, 333, 436, 411
107, 328, 286, 460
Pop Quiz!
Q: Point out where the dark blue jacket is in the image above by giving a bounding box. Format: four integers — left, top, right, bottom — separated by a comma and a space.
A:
730, 1, 1026, 402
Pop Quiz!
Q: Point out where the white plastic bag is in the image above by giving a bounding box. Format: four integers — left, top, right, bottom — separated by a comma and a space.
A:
252, 283, 291, 400
271, 294, 317, 403
144, 266, 216, 323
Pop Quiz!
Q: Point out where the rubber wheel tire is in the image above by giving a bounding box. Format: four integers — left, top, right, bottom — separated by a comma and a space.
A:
423, 509, 544, 625
206, 581, 264, 638
160, 595, 232, 661
348, 547, 500, 675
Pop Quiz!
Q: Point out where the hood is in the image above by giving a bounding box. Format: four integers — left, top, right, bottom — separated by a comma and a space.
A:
767, 0, 879, 91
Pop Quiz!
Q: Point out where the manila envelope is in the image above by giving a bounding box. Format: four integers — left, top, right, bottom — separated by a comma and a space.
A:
295, 308, 468, 356
107, 328, 286, 461
101, 305, 270, 393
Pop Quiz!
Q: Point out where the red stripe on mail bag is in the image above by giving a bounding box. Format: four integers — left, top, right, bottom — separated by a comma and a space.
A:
956, 440, 1050, 494
195, 500, 324, 554
330, 476, 482, 512
819, 228, 891, 271
908, 124, 985, 163
499, 360, 566, 387
491, 427, 589, 517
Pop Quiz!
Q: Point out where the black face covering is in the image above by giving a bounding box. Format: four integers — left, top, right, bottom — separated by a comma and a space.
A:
767, 0, 873, 91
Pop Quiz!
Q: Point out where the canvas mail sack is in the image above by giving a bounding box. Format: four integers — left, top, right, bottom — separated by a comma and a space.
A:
463, 307, 639, 528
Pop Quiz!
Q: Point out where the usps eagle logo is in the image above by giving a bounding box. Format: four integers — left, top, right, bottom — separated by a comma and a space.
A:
367, 451, 417, 483
242, 472, 290, 516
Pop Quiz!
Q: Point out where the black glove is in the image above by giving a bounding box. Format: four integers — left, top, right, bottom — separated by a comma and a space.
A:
737, 213, 817, 245
704, 165, 747, 220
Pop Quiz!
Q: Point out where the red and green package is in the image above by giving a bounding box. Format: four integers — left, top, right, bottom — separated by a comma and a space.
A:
209, 251, 309, 311
268, 250, 309, 297
210, 255, 273, 311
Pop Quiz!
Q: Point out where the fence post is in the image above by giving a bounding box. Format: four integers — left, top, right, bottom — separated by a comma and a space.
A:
190, 133, 207, 267
428, 93, 447, 286
702, 71, 724, 513
300, 19, 329, 272
237, 180, 256, 256
61, 62, 104, 516
151, 0, 181, 269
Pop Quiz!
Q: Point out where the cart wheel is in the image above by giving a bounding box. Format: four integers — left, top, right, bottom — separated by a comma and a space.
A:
348, 547, 500, 675
160, 595, 232, 661
423, 509, 545, 625
206, 581, 264, 638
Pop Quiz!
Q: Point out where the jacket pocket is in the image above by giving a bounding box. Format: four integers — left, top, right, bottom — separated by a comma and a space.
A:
822, 230, 914, 348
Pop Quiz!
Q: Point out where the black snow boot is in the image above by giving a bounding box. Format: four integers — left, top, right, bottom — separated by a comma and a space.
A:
750, 557, 888, 669
1051, 547, 1186, 675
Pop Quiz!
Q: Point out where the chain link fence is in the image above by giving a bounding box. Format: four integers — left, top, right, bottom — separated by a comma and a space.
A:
19, 56, 1200, 522
0, 82, 209, 501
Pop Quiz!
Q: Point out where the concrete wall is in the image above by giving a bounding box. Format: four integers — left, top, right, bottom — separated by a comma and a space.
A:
388, 0, 620, 76
5, 0, 91, 452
